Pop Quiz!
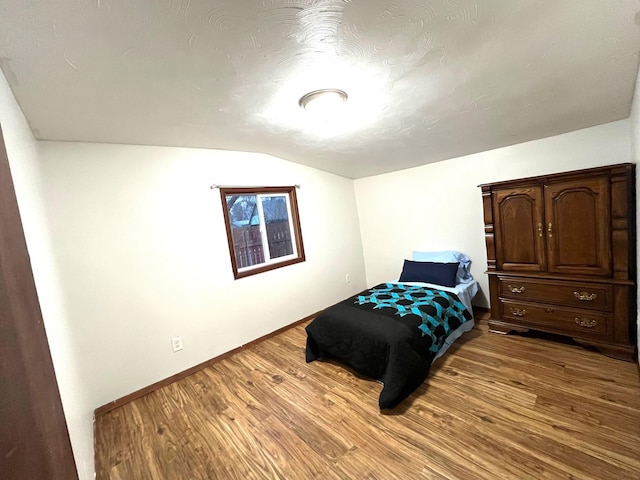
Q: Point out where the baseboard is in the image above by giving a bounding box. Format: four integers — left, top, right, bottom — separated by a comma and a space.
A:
94, 312, 318, 417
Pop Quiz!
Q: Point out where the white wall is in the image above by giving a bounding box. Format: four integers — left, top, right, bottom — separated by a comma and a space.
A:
633, 65, 640, 162
38, 141, 367, 410
0, 74, 93, 477
354, 120, 633, 308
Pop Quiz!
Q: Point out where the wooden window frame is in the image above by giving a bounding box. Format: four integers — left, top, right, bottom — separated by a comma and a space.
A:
220, 186, 305, 279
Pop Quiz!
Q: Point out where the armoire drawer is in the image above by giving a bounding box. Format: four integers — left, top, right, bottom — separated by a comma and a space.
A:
499, 299, 611, 338
498, 277, 612, 311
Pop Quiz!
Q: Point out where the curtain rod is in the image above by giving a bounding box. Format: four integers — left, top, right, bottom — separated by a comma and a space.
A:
209, 184, 301, 190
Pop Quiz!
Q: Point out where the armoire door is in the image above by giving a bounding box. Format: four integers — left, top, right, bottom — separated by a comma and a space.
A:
544, 177, 611, 276
492, 186, 546, 272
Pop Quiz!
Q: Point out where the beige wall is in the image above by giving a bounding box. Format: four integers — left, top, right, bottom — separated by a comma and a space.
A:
354, 119, 633, 309
633, 67, 640, 164
0, 73, 93, 478
38, 141, 367, 410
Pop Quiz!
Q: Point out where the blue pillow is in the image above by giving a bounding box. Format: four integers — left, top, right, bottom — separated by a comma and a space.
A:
412, 250, 473, 283
398, 260, 459, 287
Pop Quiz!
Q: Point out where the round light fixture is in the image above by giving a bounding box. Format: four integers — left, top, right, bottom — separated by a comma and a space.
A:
299, 88, 348, 115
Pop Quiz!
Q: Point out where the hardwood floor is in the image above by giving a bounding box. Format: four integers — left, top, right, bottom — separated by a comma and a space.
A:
94, 313, 640, 479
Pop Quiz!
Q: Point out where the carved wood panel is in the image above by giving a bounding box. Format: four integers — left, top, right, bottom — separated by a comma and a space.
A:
544, 178, 610, 276
493, 186, 546, 272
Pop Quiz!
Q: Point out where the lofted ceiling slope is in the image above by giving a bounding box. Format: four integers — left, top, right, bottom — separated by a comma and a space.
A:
1, 1, 639, 179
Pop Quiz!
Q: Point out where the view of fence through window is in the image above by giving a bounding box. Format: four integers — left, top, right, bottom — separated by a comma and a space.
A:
226, 194, 294, 269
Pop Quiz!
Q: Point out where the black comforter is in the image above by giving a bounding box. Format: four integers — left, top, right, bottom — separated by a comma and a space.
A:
305, 283, 472, 409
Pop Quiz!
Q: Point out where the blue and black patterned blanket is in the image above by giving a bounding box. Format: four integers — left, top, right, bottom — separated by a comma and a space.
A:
355, 283, 471, 354
306, 283, 472, 409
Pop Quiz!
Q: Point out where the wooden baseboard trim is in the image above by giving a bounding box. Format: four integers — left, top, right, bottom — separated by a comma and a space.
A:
94, 312, 319, 417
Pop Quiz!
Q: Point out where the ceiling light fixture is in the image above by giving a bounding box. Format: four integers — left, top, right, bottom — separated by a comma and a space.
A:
299, 88, 348, 115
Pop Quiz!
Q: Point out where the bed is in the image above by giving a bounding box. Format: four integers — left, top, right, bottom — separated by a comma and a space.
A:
305, 251, 479, 409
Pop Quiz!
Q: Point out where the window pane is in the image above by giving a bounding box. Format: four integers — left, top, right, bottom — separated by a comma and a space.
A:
226, 195, 264, 268
220, 186, 305, 279
261, 195, 293, 260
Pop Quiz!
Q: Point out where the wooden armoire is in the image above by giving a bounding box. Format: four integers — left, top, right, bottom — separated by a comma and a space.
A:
480, 163, 636, 361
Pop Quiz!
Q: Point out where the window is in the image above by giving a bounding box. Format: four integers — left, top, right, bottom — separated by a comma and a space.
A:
220, 186, 305, 279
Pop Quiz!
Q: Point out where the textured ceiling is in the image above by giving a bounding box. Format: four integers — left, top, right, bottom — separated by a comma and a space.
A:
1, 1, 640, 179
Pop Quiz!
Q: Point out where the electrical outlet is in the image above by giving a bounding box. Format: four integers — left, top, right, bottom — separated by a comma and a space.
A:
345, 273, 351, 283
171, 336, 183, 353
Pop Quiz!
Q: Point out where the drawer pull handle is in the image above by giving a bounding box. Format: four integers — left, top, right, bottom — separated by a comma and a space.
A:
574, 291, 597, 301
509, 308, 526, 317
508, 285, 525, 294
537, 223, 543, 238
575, 317, 598, 328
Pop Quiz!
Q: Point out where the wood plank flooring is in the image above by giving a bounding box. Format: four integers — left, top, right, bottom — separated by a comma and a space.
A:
94, 313, 640, 479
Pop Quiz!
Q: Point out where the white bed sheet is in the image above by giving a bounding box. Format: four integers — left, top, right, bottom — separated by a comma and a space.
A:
390, 278, 479, 360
